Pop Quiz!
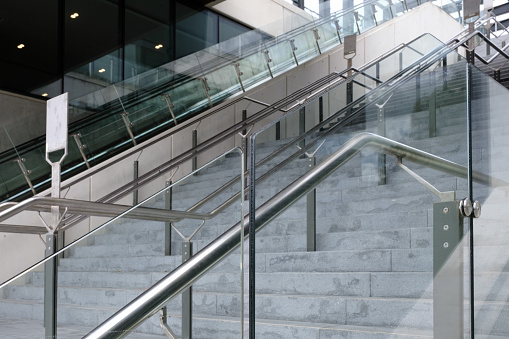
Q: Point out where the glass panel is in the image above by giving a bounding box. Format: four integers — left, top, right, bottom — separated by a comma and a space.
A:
292, 28, 320, 64
0, 148, 244, 337
470, 65, 509, 337
264, 40, 297, 77
251, 38, 473, 337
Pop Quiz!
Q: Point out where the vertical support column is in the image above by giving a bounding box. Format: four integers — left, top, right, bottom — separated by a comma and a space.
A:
44, 234, 57, 338
433, 200, 464, 338
307, 157, 316, 251
192, 129, 198, 175
319, 0, 330, 18
182, 242, 193, 339
133, 161, 139, 206
399, 52, 403, 72
165, 180, 172, 256
377, 105, 386, 186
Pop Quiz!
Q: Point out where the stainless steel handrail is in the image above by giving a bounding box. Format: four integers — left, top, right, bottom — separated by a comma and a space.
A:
0, 197, 210, 226
0, 147, 244, 289
84, 132, 507, 338
0, 32, 464, 235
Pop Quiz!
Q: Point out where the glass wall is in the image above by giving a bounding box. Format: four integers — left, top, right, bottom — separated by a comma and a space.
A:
0, 0, 250, 101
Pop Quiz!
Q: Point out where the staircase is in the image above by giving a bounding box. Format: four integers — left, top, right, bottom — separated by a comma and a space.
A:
1, 47, 509, 338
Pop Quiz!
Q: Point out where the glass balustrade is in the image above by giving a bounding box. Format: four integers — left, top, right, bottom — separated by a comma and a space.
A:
469, 65, 509, 338
0, 147, 245, 338
248, 35, 492, 337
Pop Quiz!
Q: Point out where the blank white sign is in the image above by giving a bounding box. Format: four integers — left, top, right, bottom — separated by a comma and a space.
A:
46, 93, 68, 153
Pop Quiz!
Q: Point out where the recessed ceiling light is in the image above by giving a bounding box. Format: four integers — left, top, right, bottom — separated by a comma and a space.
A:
98, 68, 106, 73
17, 44, 25, 49
42, 93, 48, 97
155, 44, 163, 49
70, 13, 79, 19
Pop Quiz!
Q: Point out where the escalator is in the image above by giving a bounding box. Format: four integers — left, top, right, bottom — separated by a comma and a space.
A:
0, 0, 463, 203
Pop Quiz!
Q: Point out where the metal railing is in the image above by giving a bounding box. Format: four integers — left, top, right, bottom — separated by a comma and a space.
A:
0, 33, 425, 235
3, 20, 504, 237
83, 132, 508, 338
0, 0, 464, 203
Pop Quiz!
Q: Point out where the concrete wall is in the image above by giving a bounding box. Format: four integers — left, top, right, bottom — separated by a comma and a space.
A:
209, 0, 313, 36
0, 91, 46, 152
0, 3, 464, 283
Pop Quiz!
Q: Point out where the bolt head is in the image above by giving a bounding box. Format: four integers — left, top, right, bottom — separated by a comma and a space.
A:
443, 225, 449, 231
443, 207, 449, 214
443, 242, 449, 248
473, 200, 482, 218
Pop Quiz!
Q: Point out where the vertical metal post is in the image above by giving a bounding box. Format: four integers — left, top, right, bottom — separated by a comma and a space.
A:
442, 56, 448, 90
415, 73, 421, 112
242, 110, 248, 136
306, 157, 316, 251
486, 16, 492, 56
376, 62, 380, 84
44, 93, 69, 339
299, 107, 305, 151
319, 97, 324, 123
192, 129, 198, 175
399, 52, 403, 72
182, 241, 193, 339
377, 105, 386, 185
165, 180, 172, 256
346, 80, 353, 116
133, 161, 139, 206
433, 200, 464, 338
44, 234, 57, 339
248, 136, 256, 339
429, 71, 437, 138
242, 111, 249, 183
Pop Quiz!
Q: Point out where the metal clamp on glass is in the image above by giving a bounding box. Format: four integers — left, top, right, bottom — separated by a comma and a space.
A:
72, 133, 90, 169
14, 157, 36, 195
312, 28, 322, 54
289, 39, 299, 66
162, 94, 178, 125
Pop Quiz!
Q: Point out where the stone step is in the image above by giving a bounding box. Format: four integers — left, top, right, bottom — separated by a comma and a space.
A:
1, 294, 508, 337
